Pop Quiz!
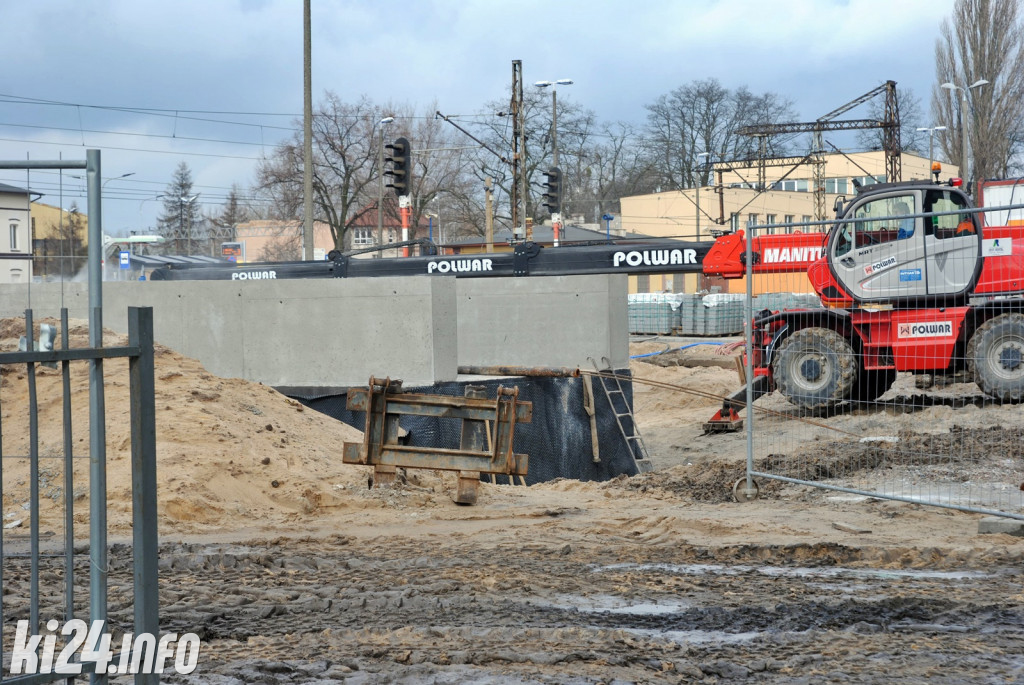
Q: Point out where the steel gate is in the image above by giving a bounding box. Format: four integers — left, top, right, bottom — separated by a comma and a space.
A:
1, 307, 158, 684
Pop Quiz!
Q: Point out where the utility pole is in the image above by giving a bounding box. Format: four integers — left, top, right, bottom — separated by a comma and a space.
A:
485, 177, 494, 253
510, 60, 525, 240
695, 152, 710, 240
302, 0, 314, 260
375, 117, 394, 257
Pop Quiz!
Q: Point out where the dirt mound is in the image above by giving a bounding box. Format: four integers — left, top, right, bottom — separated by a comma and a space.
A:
0, 317, 371, 535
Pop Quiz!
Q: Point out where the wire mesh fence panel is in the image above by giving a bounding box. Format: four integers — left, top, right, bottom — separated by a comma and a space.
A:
742, 201, 1024, 520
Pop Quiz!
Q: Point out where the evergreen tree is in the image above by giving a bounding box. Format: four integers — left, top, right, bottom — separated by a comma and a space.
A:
156, 162, 202, 254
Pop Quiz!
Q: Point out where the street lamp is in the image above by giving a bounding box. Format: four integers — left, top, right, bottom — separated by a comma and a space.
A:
915, 126, 947, 177
157, 193, 198, 255
375, 116, 395, 257
695, 152, 711, 240
534, 79, 573, 168
940, 79, 988, 188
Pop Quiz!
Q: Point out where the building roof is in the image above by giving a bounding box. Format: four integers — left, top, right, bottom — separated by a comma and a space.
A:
0, 183, 29, 195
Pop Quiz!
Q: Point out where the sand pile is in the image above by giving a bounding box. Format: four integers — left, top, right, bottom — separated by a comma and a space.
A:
0, 318, 378, 536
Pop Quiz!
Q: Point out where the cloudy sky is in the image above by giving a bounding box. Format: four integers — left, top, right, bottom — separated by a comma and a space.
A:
0, 0, 956, 234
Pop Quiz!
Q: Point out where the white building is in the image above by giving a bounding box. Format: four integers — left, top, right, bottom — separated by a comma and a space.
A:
0, 183, 32, 283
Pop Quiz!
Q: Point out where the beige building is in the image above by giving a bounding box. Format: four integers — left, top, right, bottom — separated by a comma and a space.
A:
620, 151, 957, 294
0, 184, 32, 283
234, 220, 335, 262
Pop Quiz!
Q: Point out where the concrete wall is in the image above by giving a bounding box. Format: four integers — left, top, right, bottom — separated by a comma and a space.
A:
456, 274, 628, 370
0, 273, 627, 387
0, 278, 458, 389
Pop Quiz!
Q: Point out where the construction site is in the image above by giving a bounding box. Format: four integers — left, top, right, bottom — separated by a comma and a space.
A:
1, 73, 1024, 683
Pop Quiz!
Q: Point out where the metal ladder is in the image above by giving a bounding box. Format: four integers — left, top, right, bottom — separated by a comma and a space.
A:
590, 357, 654, 473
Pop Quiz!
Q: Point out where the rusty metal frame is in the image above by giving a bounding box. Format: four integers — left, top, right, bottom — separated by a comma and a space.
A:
342, 377, 532, 476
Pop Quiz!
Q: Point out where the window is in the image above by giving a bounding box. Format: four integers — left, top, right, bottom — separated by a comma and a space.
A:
765, 214, 777, 235
9, 222, 19, 252
352, 228, 374, 246
835, 194, 914, 256
747, 213, 759, 229
853, 175, 887, 188
730, 213, 740, 231
775, 179, 809, 192
925, 189, 974, 238
783, 215, 795, 234
824, 178, 849, 195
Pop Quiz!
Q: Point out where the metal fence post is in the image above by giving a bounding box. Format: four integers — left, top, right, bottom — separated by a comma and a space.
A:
129, 307, 159, 685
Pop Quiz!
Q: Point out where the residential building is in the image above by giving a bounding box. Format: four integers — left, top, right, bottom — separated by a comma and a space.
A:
0, 184, 32, 283
233, 220, 334, 262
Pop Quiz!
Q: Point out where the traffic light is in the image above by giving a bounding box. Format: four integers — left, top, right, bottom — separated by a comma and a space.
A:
384, 137, 411, 197
542, 166, 561, 214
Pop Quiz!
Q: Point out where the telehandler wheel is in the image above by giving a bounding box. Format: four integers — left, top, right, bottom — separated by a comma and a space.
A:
772, 327, 857, 410
967, 313, 1024, 403
852, 368, 897, 403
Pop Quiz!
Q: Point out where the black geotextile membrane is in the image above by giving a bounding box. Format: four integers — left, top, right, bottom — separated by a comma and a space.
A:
292, 372, 642, 485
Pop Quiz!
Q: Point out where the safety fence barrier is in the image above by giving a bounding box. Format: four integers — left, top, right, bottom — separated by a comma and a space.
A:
735, 199, 1024, 521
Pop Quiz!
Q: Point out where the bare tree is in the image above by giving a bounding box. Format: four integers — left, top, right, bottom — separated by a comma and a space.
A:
932, 0, 1024, 182
644, 79, 797, 191
257, 93, 381, 251
572, 121, 656, 221
256, 94, 471, 250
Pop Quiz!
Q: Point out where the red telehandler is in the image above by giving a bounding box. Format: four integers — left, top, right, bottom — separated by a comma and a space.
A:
704, 175, 1024, 430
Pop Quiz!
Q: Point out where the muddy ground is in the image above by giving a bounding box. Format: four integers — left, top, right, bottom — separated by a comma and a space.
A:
2, 329, 1024, 683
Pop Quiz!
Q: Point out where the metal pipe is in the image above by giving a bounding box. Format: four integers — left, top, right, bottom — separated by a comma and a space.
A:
129, 307, 160, 667
744, 220, 756, 495
87, 147, 110, 678
87, 149, 102, 341
61, 308, 75, 623
457, 365, 581, 378
26, 310, 40, 631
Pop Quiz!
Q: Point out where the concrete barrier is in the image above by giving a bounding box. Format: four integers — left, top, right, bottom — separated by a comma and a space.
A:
457, 274, 628, 370
0, 273, 627, 388
0, 278, 458, 389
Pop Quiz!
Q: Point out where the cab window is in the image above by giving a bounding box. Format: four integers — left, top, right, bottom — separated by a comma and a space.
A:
836, 194, 915, 256
925, 189, 975, 238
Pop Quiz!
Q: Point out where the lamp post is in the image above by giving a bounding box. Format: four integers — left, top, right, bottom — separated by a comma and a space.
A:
915, 126, 947, 176
695, 152, 711, 240
178, 195, 198, 255
534, 79, 573, 168
375, 116, 394, 257
940, 79, 988, 189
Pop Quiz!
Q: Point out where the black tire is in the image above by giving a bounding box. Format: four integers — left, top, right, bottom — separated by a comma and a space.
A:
967, 313, 1024, 403
772, 327, 857, 410
852, 368, 897, 403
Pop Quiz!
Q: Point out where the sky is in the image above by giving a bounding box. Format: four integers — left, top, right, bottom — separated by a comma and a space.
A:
0, 0, 957, 236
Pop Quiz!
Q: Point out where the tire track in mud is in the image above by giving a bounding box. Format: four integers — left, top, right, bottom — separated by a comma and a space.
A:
5, 535, 1018, 683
